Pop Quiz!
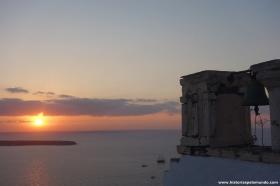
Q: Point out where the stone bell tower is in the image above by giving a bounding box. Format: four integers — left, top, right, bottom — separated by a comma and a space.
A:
179, 70, 252, 148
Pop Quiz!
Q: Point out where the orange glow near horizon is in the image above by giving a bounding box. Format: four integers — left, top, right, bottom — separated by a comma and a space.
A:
0, 113, 180, 132
41, 113, 181, 132
32, 113, 46, 127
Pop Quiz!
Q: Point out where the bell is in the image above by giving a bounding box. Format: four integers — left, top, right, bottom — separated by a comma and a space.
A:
243, 79, 269, 106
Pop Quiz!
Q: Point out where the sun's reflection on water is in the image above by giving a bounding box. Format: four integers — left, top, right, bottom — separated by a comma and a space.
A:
23, 159, 50, 186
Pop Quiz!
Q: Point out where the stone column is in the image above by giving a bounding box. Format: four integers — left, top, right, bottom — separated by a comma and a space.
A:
180, 96, 188, 136
251, 59, 280, 151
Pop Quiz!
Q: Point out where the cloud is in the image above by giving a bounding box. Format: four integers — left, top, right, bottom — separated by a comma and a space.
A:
33, 91, 55, 97
0, 119, 29, 124
0, 98, 179, 116
5, 87, 29, 94
58, 94, 75, 99
133, 98, 158, 103
34, 92, 75, 99
0, 98, 43, 116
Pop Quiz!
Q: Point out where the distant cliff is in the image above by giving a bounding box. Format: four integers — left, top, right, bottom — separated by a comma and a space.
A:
0, 140, 77, 146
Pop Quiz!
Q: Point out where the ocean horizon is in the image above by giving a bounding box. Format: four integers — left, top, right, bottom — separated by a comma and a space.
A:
0, 129, 180, 186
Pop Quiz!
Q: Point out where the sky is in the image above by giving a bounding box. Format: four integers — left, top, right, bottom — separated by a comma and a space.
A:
0, 0, 279, 132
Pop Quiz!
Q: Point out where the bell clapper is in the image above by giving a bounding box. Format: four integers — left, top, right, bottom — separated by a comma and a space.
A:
253, 105, 265, 147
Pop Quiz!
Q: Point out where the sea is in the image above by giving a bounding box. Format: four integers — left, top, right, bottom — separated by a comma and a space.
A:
0, 130, 180, 186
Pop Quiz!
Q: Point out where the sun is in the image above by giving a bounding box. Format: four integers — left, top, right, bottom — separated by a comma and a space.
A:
33, 113, 45, 127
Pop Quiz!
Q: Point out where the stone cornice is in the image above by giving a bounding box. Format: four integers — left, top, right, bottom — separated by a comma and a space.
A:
250, 60, 280, 89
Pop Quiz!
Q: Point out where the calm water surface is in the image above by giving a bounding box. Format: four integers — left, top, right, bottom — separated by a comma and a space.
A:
0, 130, 180, 186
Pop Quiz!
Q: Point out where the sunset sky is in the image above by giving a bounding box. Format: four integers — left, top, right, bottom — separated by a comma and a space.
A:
0, 0, 279, 132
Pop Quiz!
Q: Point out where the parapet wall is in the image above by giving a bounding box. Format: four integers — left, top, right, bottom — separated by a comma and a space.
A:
179, 59, 280, 152
180, 70, 251, 147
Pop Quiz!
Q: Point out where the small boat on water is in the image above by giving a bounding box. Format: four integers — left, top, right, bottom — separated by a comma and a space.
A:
157, 155, 166, 163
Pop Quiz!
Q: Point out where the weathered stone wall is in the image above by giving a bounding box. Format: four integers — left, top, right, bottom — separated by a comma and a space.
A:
210, 94, 251, 147
180, 70, 251, 147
